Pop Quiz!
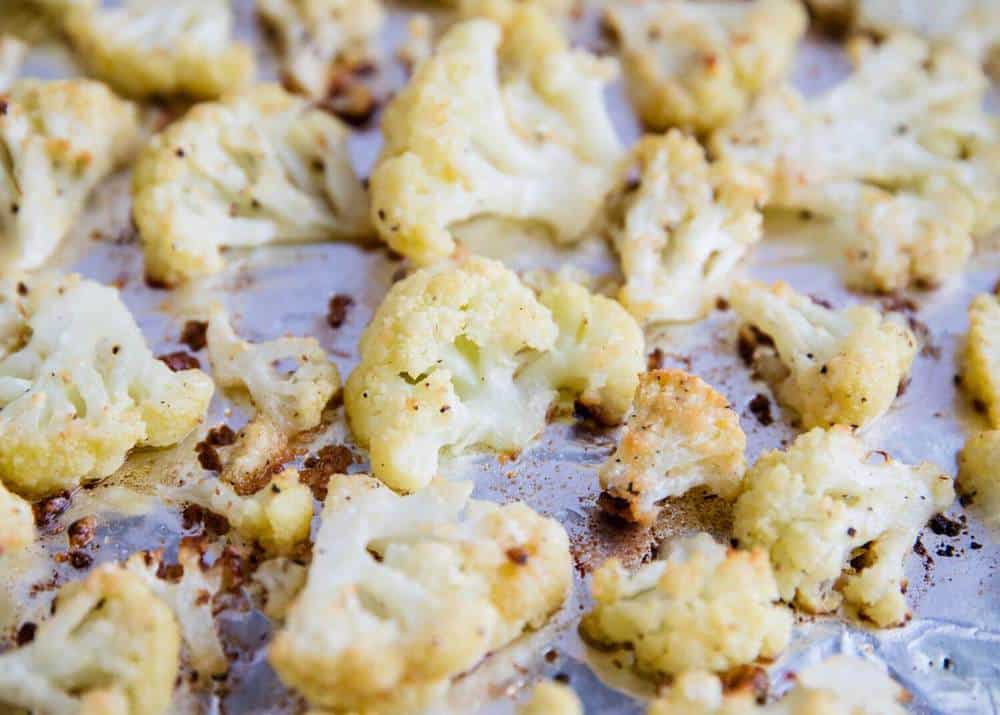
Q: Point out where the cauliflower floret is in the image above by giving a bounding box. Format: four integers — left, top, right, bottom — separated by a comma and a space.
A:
345, 257, 643, 491
580, 532, 791, 679
713, 35, 999, 290
0, 36, 26, 91
0, 565, 179, 715
370, 12, 623, 265
961, 293, 1000, 428
649, 655, 908, 715
133, 84, 371, 285
605, 0, 806, 133
457, 0, 577, 21
520, 681, 582, 715
0, 273, 214, 498
269, 474, 572, 714
251, 557, 308, 621
207, 307, 340, 435
733, 426, 954, 626
219, 416, 290, 494
125, 543, 228, 680
0, 480, 33, 554
730, 280, 916, 430
63, 0, 253, 99
258, 0, 384, 99
599, 369, 745, 525
958, 430, 1000, 527
0, 79, 140, 269
606, 131, 764, 324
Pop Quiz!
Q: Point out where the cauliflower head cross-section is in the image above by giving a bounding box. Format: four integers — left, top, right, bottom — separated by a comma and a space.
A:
730, 280, 916, 430
599, 369, 746, 525
606, 131, 764, 324
734, 427, 954, 626
961, 292, 1000, 428
270, 474, 572, 714
370, 11, 624, 265
580, 532, 792, 679
0, 273, 214, 498
345, 257, 643, 491
958, 429, 1000, 527
133, 84, 371, 285
0, 79, 140, 269
0, 565, 180, 715
605, 0, 806, 133
64, 0, 253, 99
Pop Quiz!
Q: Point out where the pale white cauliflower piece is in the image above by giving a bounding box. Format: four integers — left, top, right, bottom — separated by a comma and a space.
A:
580, 532, 792, 679
649, 655, 908, 715
251, 557, 308, 621
269, 474, 572, 714
605, 0, 806, 133
713, 35, 999, 290
345, 257, 643, 491
0, 273, 214, 498
258, 0, 384, 99
370, 11, 624, 265
733, 426, 955, 626
0, 565, 180, 715
0, 36, 26, 91
958, 430, 1000, 527
730, 280, 916, 430
961, 293, 1000, 428
0, 480, 33, 554
64, 0, 253, 99
133, 84, 370, 285
0, 79, 140, 269
606, 131, 764, 324
125, 543, 228, 680
207, 307, 340, 434
520, 681, 582, 715
600, 369, 745, 525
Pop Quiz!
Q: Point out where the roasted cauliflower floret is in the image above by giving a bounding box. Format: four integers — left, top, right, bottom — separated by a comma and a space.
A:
346, 257, 643, 491
0, 79, 140, 269
457, 0, 576, 20
258, 0, 384, 99
961, 293, 1000, 428
208, 307, 340, 434
64, 0, 253, 99
605, 0, 806, 133
734, 427, 954, 626
133, 84, 370, 285
713, 35, 999, 290
520, 681, 582, 715
0, 565, 180, 715
270, 474, 572, 714
0, 273, 214, 498
599, 369, 745, 525
125, 543, 228, 680
0, 480, 33, 554
580, 533, 791, 679
0, 36, 26, 91
730, 280, 916, 430
606, 132, 764, 324
958, 430, 1000, 527
370, 12, 623, 265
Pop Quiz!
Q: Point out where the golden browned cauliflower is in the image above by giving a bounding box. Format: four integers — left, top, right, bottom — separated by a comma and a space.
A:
0, 79, 140, 269
730, 280, 916, 430
345, 257, 643, 491
520, 681, 582, 715
0, 480, 33, 554
457, 0, 576, 21
0, 565, 180, 715
961, 293, 1000, 427
958, 429, 1000, 527
599, 369, 745, 525
0, 273, 214, 498
270, 474, 572, 714
64, 0, 253, 99
734, 427, 954, 626
605, 131, 764, 324
580, 532, 792, 679
713, 35, 999, 291
605, 0, 806, 133
133, 84, 370, 285
370, 10, 623, 265
258, 0, 384, 99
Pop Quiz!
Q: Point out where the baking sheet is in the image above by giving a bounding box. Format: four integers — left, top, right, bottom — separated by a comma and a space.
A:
4, 2, 999, 714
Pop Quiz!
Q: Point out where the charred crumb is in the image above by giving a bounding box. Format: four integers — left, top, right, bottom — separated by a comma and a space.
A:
33, 490, 72, 532
544, 648, 559, 663
715, 297, 730, 311
907, 317, 940, 358
195, 440, 223, 472
156, 560, 185, 582
553, 672, 571, 684
505, 547, 529, 565
15, 622, 36, 646
737, 324, 774, 367
67, 516, 97, 549
928, 514, 963, 537
16, 281, 28, 296
67, 550, 93, 570
326, 294, 355, 329
935, 544, 956, 558
646, 348, 664, 371
145, 274, 171, 290
880, 293, 919, 314
179, 320, 209, 351
158, 351, 201, 372
808, 294, 833, 309
300, 444, 356, 500
206, 424, 237, 447
970, 541, 982, 550
959, 492, 975, 507
720, 665, 768, 700
747, 393, 774, 426
596, 492, 636, 523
